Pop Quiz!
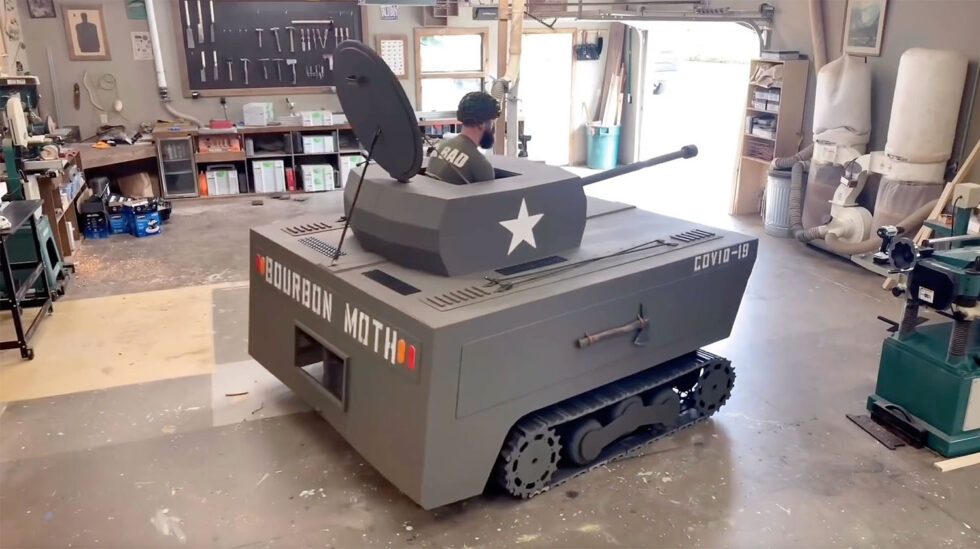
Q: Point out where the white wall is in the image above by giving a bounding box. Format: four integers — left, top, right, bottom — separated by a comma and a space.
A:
733, 0, 980, 174
820, 0, 980, 180
21, 0, 345, 138
20, 0, 608, 164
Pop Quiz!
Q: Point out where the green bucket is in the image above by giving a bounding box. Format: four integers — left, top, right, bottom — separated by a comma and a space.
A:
586, 124, 621, 170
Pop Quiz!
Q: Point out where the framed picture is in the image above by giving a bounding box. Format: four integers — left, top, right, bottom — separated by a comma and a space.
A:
27, 0, 56, 19
843, 0, 888, 57
63, 5, 111, 61
376, 34, 408, 79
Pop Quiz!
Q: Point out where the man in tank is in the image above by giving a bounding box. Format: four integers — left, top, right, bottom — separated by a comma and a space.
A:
427, 92, 501, 185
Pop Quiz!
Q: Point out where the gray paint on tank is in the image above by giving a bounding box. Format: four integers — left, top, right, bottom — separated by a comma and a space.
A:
249, 189, 756, 508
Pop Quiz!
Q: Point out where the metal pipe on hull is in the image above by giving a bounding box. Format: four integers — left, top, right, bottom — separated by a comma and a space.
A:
579, 144, 698, 186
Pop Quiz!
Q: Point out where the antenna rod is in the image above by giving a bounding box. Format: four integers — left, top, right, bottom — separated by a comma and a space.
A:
332, 127, 381, 263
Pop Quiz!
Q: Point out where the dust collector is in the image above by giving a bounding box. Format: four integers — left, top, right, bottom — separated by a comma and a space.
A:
774, 48, 969, 258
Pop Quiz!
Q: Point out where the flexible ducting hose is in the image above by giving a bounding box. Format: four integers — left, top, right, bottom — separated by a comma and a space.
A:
772, 145, 815, 242
822, 198, 938, 255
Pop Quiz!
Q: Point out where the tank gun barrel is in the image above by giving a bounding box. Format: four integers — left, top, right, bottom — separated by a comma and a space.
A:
579, 145, 698, 186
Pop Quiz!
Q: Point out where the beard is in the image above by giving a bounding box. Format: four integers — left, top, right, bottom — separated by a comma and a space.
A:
479, 126, 495, 149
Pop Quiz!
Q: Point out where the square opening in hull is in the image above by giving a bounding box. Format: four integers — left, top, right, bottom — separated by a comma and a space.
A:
295, 326, 349, 411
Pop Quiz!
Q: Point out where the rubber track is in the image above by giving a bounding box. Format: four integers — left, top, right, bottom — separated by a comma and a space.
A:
497, 349, 732, 498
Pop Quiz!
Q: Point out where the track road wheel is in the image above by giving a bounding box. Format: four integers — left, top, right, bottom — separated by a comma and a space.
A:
646, 388, 682, 429
499, 425, 561, 498
563, 418, 602, 466
606, 395, 643, 423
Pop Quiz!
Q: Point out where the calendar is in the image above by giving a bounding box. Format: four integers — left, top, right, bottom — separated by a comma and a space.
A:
376, 35, 408, 79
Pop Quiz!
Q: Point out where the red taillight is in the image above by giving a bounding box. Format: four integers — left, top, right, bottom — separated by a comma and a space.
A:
255, 254, 265, 275
407, 345, 417, 371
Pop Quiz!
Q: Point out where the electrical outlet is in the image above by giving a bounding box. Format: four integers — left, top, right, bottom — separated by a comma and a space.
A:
99, 113, 108, 125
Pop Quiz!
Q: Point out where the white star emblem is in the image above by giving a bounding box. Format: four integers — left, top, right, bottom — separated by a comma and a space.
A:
499, 198, 544, 255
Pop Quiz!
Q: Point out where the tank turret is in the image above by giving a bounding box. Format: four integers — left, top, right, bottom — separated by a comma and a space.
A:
336, 42, 698, 277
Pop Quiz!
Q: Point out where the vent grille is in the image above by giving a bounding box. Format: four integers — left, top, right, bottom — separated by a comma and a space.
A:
671, 229, 715, 243
299, 237, 346, 257
424, 286, 492, 310
282, 222, 332, 236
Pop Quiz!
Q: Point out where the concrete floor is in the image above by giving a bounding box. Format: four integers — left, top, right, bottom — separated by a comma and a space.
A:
1, 192, 979, 548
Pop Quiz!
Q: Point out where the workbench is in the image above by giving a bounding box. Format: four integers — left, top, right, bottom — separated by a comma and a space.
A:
77, 143, 157, 170
75, 143, 162, 199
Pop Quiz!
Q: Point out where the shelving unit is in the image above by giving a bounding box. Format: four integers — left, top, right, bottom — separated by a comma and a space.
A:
36, 159, 83, 260
423, 0, 459, 26
730, 58, 809, 216
154, 118, 463, 198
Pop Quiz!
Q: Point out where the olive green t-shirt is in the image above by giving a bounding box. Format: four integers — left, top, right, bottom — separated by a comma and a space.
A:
426, 135, 495, 185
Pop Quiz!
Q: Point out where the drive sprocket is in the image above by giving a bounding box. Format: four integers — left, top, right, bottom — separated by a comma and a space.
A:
498, 422, 561, 498
693, 361, 735, 416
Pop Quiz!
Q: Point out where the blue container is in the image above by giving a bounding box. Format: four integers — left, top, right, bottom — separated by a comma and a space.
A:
108, 213, 128, 235
127, 210, 162, 238
586, 124, 621, 170
81, 212, 109, 239
124, 200, 162, 238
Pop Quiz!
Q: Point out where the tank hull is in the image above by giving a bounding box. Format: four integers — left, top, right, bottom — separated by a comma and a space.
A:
249, 194, 756, 508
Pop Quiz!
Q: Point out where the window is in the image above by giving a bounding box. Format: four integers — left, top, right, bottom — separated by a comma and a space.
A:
415, 29, 490, 112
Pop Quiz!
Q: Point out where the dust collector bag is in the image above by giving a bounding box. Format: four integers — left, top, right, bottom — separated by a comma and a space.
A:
801, 161, 843, 230
872, 178, 942, 229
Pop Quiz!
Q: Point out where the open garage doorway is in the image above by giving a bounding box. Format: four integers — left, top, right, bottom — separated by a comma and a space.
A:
586, 22, 760, 225
519, 31, 575, 166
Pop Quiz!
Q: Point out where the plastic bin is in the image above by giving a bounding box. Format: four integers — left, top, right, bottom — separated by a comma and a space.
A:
586, 124, 620, 170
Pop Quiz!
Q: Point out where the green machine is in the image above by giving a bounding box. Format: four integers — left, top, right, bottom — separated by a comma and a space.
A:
1, 76, 56, 200
0, 76, 69, 297
870, 183, 980, 457
0, 215, 65, 297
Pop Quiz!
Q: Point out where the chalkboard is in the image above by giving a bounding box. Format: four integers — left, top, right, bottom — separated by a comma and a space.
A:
176, 0, 363, 97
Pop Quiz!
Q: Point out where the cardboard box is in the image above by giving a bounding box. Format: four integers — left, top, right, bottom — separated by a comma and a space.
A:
338, 154, 365, 188
124, 200, 161, 237
128, 211, 162, 237
301, 164, 335, 192
107, 195, 126, 214
108, 213, 128, 235
301, 135, 334, 154
252, 160, 286, 193
117, 172, 157, 198
81, 211, 109, 239
206, 165, 240, 196
243, 102, 275, 126
300, 111, 333, 127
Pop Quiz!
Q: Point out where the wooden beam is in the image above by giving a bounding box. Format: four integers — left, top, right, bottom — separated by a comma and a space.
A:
597, 23, 625, 124
934, 451, 980, 472
495, 0, 509, 154
808, 0, 827, 72
914, 138, 980, 245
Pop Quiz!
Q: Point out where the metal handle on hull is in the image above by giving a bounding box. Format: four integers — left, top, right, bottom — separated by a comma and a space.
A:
578, 145, 698, 186
576, 305, 650, 348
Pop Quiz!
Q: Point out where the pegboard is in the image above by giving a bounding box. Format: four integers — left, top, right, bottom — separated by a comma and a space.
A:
174, 0, 364, 97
